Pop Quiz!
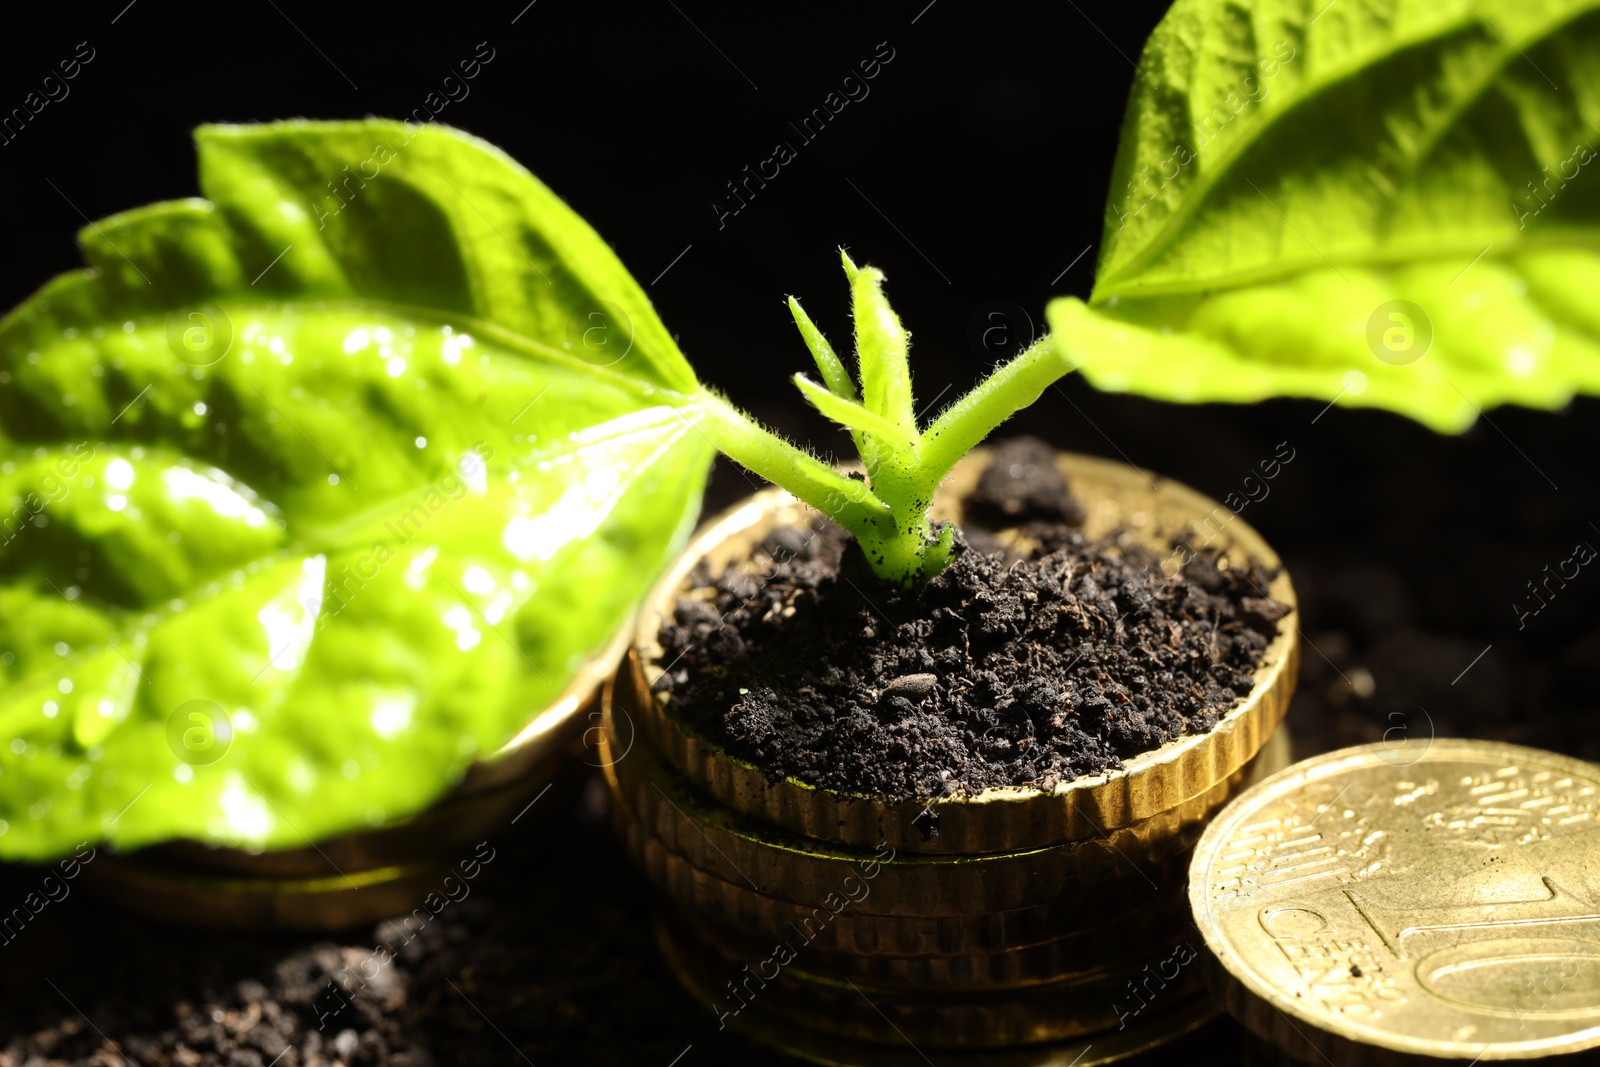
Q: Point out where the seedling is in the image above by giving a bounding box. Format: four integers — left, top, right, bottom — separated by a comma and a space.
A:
8, 0, 1600, 861
696, 252, 1072, 586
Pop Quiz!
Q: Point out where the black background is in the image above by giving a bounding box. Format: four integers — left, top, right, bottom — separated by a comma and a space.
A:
0, 0, 1166, 423
3, 2, 1599, 1063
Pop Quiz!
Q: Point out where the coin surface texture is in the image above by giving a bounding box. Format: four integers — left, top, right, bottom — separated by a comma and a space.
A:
1190, 739, 1600, 1061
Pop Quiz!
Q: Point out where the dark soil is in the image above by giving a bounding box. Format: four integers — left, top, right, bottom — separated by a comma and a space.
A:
653, 440, 1289, 799
0, 780, 747, 1067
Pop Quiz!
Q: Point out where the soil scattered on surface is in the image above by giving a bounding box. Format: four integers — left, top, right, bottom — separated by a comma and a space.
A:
655, 442, 1290, 800
0, 782, 749, 1067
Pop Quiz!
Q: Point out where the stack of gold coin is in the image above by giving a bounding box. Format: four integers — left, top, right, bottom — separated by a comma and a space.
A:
601, 452, 1303, 1065
1190, 739, 1600, 1066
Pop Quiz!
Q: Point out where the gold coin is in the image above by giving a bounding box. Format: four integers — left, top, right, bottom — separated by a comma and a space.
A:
628, 447, 1298, 853
608, 697, 1286, 966
80, 745, 579, 932
613, 789, 1178, 958
655, 916, 1219, 1066
660, 911, 1211, 1048
74, 616, 615, 934
668, 731, 1292, 991
607, 694, 1291, 959
604, 701, 1194, 917
1190, 739, 1600, 1063
674, 890, 1196, 991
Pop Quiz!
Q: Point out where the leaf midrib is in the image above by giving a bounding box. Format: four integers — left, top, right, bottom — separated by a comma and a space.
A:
1093, 1, 1595, 301
1091, 230, 1600, 301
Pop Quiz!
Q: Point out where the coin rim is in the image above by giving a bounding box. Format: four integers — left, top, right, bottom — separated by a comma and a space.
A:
657, 908, 1213, 1049
653, 912, 1220, 1065
609, 676, 1256, 916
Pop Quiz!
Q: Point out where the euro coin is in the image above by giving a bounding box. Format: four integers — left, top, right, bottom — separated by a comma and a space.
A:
1190, 739, 1600, 1063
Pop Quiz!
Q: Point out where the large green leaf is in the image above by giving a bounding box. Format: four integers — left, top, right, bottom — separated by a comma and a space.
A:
1049, 0, 1600, 431
0, 121, 712, 860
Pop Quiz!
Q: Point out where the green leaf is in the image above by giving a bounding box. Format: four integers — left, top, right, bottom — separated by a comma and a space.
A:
844, 252, 916, 436
791, 374, 914, 452
787, 297, 856, 401
1052, 0, 1600, 432
0, 120, 712, 860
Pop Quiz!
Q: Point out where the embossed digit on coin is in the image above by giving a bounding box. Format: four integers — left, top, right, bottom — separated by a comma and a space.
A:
1189, 740, 1600, 1062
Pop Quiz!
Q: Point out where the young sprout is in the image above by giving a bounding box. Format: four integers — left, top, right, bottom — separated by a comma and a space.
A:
697, 251, 1076, 586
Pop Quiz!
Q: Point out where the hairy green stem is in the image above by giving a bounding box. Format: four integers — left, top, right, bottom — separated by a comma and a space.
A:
694, 391, 890, 533
696, 259, 1077, 586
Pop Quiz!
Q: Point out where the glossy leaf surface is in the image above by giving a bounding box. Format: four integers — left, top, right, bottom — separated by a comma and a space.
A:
1051, 0, 1600, 431
0, 121, 711, 859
